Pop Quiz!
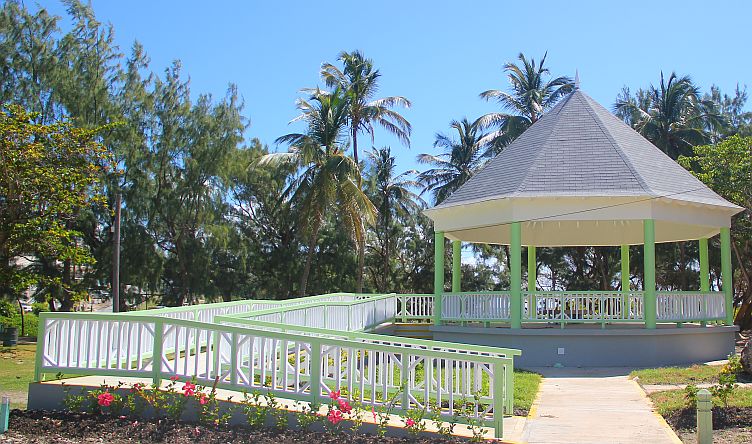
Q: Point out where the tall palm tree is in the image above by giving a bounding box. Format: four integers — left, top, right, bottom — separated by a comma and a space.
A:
320, 50, 412, 165
614, 73, 724, 292
262, 88, 376, 296
614, 72, 722, 159
366, 147, 423, 291
477, 52, 573, 152
417, 118, 489, 205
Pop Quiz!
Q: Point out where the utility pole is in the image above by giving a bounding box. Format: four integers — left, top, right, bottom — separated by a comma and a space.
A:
112, 193, 121, 313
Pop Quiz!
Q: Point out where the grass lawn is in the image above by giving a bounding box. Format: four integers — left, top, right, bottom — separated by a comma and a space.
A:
630, 364, 725, 385
650, 387, 752, 415
513, 369, 542, 414
0, 344, 36, 409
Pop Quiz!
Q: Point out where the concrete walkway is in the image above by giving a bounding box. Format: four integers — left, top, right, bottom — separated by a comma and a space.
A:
522, 368, 682, 444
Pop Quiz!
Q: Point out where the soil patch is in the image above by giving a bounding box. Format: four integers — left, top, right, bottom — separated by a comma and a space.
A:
1, 410, 464, 443
664, 406, 752, 431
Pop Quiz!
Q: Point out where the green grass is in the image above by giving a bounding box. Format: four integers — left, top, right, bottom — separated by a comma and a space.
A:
650, 387, 752, 415
0, 344, 36, 408
630, 364, 724, 385
513, 369, 542, 413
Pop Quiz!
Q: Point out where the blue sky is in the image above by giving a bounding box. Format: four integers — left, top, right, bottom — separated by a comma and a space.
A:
40, 0, 751, 178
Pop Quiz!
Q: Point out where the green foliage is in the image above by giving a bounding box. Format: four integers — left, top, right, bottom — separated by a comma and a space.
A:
0, 105, 113, 310
680, 136, 752, 328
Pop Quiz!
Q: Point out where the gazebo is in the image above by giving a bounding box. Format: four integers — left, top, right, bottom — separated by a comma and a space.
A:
423, 88, 744, 367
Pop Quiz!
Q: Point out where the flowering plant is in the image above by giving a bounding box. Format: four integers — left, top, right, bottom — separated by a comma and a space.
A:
323, 389, 355, 432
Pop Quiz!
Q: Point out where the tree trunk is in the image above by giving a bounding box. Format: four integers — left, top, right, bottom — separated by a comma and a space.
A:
357, 237, 365, 294
17, 298, 25, 336
299, 222, 321, 297
352, 127, 359, 165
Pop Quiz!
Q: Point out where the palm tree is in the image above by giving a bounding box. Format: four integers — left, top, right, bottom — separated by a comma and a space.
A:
417, 118, 489, 204
366, 147, 423, 291
614, 73, 724, 292
262, 88, 376, 296
614, 72, 723, 159
477, 52, 573, 152
320, 50, 412, 165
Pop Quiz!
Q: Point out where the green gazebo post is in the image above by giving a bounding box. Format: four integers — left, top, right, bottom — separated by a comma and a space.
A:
528, 246, 536, 292
452, 240, 461, 292
644, 220, 657, 329
621, 245, 630, 318
510, 222, 522, 329
699, 237, 709, 326
434, 231, 445, 325
721, 227, 733, 325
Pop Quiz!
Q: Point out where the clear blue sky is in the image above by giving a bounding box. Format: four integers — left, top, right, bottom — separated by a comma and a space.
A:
40, 0, 751, 175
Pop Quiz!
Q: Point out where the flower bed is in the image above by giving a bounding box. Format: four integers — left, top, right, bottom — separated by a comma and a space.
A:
4, 409, 461, 443
49, 375, 495, 442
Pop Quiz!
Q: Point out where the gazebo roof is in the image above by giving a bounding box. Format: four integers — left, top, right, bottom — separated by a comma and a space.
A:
424, 89, 743, 247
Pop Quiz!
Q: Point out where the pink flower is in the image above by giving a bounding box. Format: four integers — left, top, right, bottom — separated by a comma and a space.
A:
371, 406, 377, 421
406, 418, 416, 428
130, 383, 145, 393
199, 394, 209, 405
337, 399, 352, 414
329, 390, 341, 400
97, 392, 114, 407
183, 381, 196, 397
170, 375, 180, 382
327, 408, 343, 425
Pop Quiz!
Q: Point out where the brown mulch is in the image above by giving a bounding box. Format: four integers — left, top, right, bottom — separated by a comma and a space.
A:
664, 406, 752, 431
0, 410, 460, 443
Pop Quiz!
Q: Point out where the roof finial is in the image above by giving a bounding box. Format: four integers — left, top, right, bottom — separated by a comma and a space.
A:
574, 70, 580, 90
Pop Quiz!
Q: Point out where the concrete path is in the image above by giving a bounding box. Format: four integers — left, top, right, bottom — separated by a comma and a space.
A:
522, 368, 682, 444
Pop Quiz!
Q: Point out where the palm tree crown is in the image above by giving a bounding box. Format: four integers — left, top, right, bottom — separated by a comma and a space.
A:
366, 147, 423, 291
477, 52, 573, 152
262, 88, 376, 296
321, 50, 412, 165
417, 118, 489, 205
614, 72, 722, 159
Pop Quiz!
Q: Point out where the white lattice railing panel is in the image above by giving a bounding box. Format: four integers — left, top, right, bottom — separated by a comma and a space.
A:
522, 291, 645, 322
656, 292, 726, 321
442, 292, 511, 321
41, 317, 156, 374
397, 294, 434, 320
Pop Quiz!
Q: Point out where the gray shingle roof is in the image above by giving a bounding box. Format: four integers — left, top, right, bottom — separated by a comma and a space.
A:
436, 90, 738, 210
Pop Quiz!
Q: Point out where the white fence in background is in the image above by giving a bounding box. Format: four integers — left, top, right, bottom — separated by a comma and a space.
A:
241, 295, 397, 332
442, 292, 511, 321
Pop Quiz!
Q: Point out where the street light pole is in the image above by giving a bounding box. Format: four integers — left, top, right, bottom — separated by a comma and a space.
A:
112, 193, 121, 313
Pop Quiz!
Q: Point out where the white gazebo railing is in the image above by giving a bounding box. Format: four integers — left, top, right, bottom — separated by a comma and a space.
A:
656, 292, 726, 322
522, 291, 645, 323
396, 294, 434, 321
442, 292, 511, 321
430, 290, 726, 325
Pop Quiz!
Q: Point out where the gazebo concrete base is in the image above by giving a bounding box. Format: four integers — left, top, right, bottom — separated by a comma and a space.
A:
429, 324, 739, 367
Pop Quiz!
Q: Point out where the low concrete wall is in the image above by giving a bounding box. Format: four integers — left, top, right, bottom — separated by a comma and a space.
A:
430, 324, 738, 367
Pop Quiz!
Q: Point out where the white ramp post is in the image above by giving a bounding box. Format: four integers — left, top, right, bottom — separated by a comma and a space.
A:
696, 389, 712, 444
0, 396, 9, 433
